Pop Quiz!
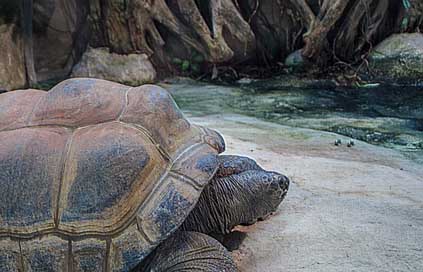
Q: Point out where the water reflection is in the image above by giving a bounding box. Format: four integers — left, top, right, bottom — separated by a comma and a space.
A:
168, 79, 423, 161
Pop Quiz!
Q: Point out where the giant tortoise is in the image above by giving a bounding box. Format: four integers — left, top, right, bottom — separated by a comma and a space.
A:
0, 78, 289, 271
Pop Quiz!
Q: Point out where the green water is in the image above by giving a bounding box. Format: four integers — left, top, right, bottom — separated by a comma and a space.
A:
167, 78, 423, 162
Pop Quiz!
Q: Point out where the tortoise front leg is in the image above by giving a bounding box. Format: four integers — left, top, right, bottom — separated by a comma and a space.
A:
138, 231, 237, 272
182, 155, 290, 234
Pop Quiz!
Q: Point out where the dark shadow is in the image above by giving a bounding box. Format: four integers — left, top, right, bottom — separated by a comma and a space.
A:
413, 119, 423, 132
211, 231, 248, 251
194, 0, 214, 36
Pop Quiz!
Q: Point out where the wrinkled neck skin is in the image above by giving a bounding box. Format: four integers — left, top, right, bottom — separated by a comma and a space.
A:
182, 171, 280, 234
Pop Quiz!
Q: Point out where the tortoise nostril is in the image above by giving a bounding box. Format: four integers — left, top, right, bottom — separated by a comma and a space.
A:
277, 175, 289, 190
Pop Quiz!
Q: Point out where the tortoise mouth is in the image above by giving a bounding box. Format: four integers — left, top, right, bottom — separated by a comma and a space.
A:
258, 212, 273, 221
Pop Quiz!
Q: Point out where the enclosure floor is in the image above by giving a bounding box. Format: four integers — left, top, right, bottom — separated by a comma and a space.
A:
189, 113, 423, 272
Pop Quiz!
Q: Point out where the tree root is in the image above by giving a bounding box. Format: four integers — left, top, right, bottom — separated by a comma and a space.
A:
88, 0, 255, 65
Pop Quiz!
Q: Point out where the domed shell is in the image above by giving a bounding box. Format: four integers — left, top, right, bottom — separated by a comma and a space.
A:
0, 78, 224, 271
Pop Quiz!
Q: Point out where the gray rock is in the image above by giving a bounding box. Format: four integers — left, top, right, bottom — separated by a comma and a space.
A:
71, 47, 156, 85
284, 49, 305, 70
368, 33, 423, 85
0, 24, 26, 91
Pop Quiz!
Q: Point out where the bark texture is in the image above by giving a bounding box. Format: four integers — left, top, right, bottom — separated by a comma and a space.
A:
284, 0, 422, 64
51, 0, 423, 70
2, 0, 423, 87
87, 0, 255, 69
0, 24, 26, 90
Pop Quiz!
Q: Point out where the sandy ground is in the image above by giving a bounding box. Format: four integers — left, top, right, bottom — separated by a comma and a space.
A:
190, 114, 423, 272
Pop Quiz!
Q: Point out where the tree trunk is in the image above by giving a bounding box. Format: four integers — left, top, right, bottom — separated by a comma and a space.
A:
7, 0, 422, 84
301, 0, 350, 62
21, 0, 37, 86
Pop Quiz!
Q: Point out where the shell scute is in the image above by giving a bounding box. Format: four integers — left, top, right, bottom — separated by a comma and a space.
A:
109, 224, 150, 272
0, 89, 45, 131
73, 239, 107, 271
57, 122, 168, 233
0, 239, 20, 271
0, 127, 69, 234
29, 78, 128, 128
20, 236, 69, 271
120, 85, 191, 153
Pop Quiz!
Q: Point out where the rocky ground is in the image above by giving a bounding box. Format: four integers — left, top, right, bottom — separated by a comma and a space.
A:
189, 113, 423, 272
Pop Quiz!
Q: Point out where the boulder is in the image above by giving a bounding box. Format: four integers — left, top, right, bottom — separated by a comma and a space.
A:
0, 24, 26, 91
368, 33, 423, 85
284, 49, 306, 71
71, 47, 156, 85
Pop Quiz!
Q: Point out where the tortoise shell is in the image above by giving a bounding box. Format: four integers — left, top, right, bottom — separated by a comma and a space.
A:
0, 78, 224, 271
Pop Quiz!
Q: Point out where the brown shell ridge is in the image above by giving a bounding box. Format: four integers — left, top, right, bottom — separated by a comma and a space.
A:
0, 121, 116, 133
135, 219, 154, 245
167, 142, 210, 191
0, 106, 145, 132
117, 87, 132, 121
17, 240, 25, 271
168, 172, 203, 191
169, 138, 220, 192
24, 91, 45, 126
132, 164, 172, 220
123, 122, 173, 162
172, 141, 203, 162
104, 238, 112, 272
54, 131, 76, 228
0, 124, 72, 133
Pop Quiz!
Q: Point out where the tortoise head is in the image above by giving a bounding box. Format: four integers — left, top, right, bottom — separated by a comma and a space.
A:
238, 170, 290, 224
260, 171, 290, 215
